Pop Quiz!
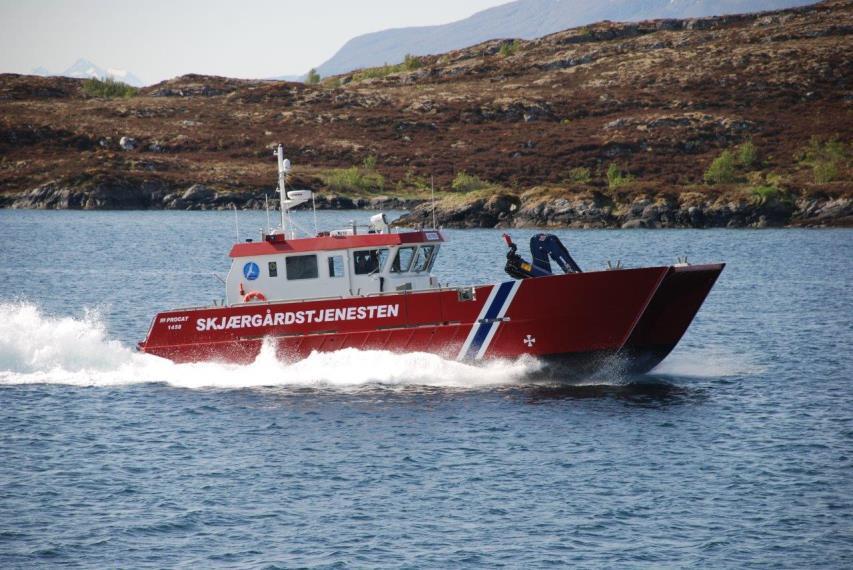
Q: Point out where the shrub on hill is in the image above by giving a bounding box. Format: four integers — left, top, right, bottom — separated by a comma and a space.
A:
567, 167, 592, 184
451, 171, 488, 192
395, 169, 431, 193
351, 54, 423, 82
320, 158, 384, 193
812, 161, 839, 184
607, 163, 634, 189
306, 69, 321, 84
738, 140, 758, 168
704, 150, 736, 184
82, 77, 138, 98
403, 54, 422, 70
499, 40, 520, 58
750, 185, 780, 204
797, 136, 847, 184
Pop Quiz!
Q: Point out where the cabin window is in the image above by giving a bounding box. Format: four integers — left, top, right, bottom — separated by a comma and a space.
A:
268, 261, 278, 278
286, 255, 318, 280
328, 255, 344, 278
353, 249, 389, 275
412, 245, 436, 272
391, 247, 416, 273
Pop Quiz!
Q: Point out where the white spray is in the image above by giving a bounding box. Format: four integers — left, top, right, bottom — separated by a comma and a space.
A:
0, 302, 541, 390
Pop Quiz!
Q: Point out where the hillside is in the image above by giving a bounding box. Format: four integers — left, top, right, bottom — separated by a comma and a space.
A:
0, 0, 850, 227
315, 0, 817, 77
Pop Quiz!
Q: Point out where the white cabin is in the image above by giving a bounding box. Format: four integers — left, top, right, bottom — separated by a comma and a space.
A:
224, 228, 444, 305
223, 144, 444, 306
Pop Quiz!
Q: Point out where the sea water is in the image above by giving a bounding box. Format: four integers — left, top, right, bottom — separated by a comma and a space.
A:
0, 210, 851, 567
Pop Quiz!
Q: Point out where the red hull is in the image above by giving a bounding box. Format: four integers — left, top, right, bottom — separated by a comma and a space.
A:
139, 264, 724, 376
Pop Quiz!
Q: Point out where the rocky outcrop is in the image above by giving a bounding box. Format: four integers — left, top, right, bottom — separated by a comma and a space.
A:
395, 188, 852, 228
791, 195, 853, 225
8, 176, 850, 227
397, 192, 521, 228
7, 178, 426, 212
10, 179, 163, 210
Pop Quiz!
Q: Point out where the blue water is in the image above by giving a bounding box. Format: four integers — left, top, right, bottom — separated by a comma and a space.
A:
1, 210, 851, 568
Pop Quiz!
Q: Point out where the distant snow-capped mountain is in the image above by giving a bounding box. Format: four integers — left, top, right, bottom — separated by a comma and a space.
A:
32, 59, 145, 87
313, 0, 817, 77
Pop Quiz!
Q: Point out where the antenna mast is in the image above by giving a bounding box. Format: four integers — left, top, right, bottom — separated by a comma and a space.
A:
265, 194, 271, 234
232, 204, 239, 240
431, 175, 437, 230
275, 144, 291, 234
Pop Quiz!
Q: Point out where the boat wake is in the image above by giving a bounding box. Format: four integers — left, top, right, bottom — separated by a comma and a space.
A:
0, 302, 541, 390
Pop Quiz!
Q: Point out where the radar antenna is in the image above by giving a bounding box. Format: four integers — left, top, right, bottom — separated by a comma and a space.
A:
273, 144, 316, 239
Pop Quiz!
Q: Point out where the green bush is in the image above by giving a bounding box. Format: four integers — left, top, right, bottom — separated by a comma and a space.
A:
451, 171, 488, 192
320, 166, 384, 193
765, 172, 784, 187
801, 136, 846, 163
704, 150, 737, 184
607, 163, 634, 189
798, 136, 847, 183
738, 140, 758, 168
82, 77, 138, 98
395, 169, 431, 193
362, 155, 377, 171
306, 68, 321, 84
750, 185, 779, 204
351, 54, 423, 82
749, 172, 790, 205
499, 40, 520, 58
352, 64, 395, 81
567, 167, 591, 183
403, 54, 423, 70
813, 161, 839, 184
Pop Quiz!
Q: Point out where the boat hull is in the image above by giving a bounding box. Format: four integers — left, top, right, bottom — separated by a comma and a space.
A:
138, 264, 724, 378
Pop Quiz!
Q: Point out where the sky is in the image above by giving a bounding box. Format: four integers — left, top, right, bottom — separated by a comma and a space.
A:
0, 0, 508, 84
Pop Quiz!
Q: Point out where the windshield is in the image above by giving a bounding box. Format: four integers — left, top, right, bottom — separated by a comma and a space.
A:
412, 245, 436, 272
391, 247, 417, 273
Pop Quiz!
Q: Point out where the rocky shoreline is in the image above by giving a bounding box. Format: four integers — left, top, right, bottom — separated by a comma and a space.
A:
2, 179, 422, 212
395, 187, 853, 228
3, 178, 850, 228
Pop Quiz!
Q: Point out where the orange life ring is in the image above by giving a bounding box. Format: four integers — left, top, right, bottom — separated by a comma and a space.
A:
243, 291, 267, 303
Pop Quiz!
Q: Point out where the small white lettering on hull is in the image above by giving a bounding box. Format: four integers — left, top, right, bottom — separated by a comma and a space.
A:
194, 304, 400, 332
159, 315, 190, 324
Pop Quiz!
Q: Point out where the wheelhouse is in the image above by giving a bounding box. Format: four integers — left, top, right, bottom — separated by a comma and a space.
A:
225, 228, 444, 305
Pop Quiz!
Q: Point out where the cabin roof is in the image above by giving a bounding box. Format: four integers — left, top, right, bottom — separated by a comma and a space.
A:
229, 230, 444, 258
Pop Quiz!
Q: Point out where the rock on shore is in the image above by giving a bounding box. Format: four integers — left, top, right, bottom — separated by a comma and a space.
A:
395, 187, 852, 228
4, 177, 849, 228
4, 178, 425, 212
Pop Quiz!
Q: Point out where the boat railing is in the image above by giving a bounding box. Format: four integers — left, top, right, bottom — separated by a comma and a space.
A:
160, 283, 479, 314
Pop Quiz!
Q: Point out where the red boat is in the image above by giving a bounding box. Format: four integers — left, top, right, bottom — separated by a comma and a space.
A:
139, 146, 724, 377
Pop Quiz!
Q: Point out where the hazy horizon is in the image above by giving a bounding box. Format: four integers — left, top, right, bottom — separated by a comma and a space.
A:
0, 0, 507, 84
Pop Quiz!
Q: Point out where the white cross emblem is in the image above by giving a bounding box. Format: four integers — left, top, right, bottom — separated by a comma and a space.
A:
523, 335, 536, 347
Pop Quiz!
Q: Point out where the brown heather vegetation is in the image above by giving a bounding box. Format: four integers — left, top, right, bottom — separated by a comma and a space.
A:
0, 0, 850, 226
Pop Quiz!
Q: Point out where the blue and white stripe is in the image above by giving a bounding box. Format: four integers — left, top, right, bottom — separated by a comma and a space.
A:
457, 280, 521, 361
